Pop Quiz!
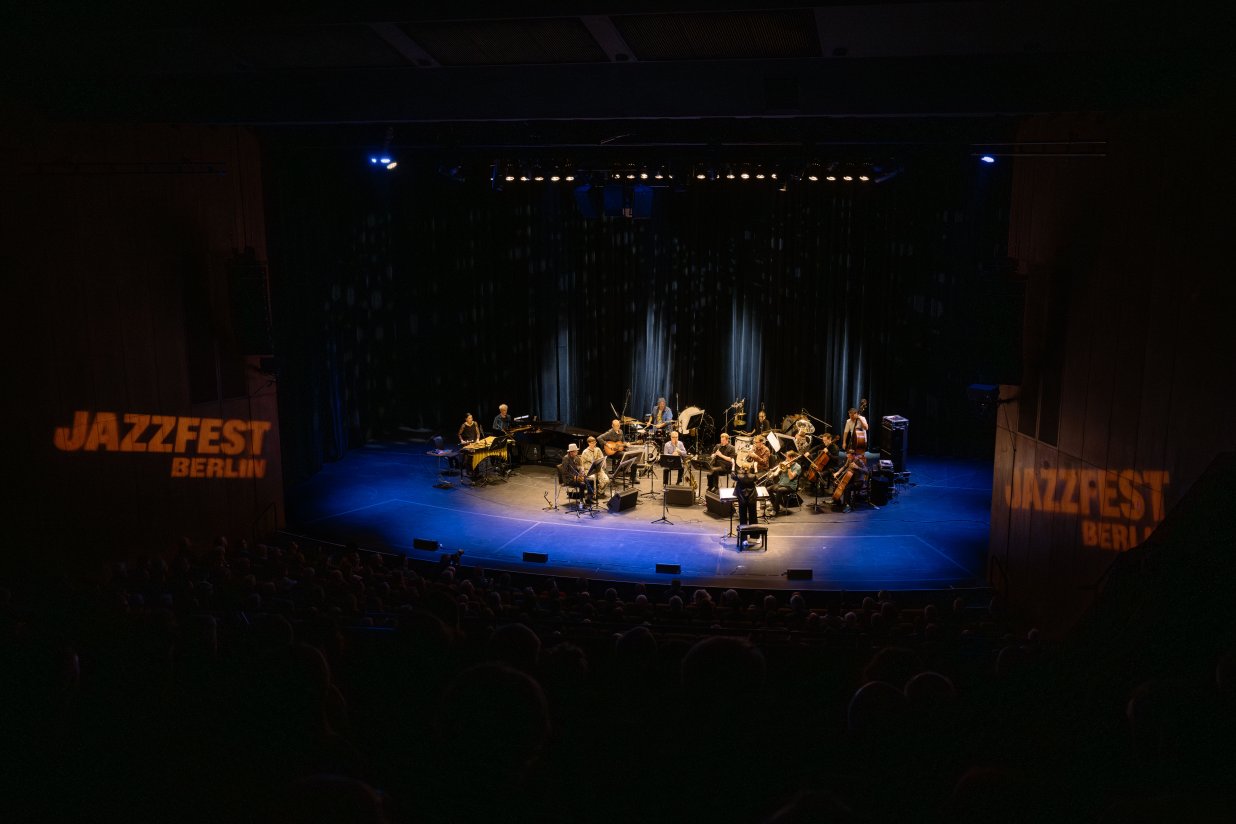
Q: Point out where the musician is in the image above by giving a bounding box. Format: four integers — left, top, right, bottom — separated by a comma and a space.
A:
707, 432, 737, 493
833, 449, 869, 512
559, 443, 586, 494
651, 397, 674, 434
734, 466, 760, 544
661, 429, 689, 486
580, 436, 609, 500
841, 407, 869, 452
492, 404, 513, 434
770, 451, 803, 516
750, 435, 772, 472
458, 413, 482, 445
794, 429, 814, 468
753, 409, 773, 435
818, 432, 841, 490
599, 419, 635, 485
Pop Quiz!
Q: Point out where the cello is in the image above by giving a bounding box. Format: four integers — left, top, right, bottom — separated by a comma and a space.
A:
832, 451, 863, 503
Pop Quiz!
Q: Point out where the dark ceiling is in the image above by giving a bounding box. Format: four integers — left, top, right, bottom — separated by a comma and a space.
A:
2, 2, 1225, 151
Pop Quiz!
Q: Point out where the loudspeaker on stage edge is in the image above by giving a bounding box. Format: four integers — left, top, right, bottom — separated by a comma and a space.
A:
664, 485, 695, 507
705, 489, 735, 517
608, 487, 639, 513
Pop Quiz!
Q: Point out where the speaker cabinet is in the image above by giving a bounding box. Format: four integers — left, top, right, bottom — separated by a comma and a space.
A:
880, 415, 909, 473
870, 476, 891, 505
705, 489, 736, 517
664, 485, 695, 507
607, 487, 639, 513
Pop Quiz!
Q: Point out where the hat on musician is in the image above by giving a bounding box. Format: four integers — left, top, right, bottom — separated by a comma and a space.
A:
567, 443, 579, 452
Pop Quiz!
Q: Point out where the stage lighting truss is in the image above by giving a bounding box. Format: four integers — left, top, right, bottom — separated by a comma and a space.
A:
485, 158, 899, 192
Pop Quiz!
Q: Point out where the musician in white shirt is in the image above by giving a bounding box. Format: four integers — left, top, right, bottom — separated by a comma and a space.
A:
841, 407, 869, 452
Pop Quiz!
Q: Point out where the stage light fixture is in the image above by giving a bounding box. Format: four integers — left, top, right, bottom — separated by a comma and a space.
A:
740, 171, 750, 180
385, 161, 397, 170
858, 175, 869, 181
755, 171, 765, 180
565, 174, 575, 181
520, 174, 530, 182
807, 173, 819, 181
725, 171, 736, 180
825, 175, 836, 181
981, 155, 996, 164
696, 171, 706, 180
534, 174, 545, 181
843, 175, 853, 181
504, 174, 515, 182
770, 172, 778, 180
640, 171, 649, 180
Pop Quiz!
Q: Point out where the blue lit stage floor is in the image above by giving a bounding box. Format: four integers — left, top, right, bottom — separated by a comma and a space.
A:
285, 443, 994, 593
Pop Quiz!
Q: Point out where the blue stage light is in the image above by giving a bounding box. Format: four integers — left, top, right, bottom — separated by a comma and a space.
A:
980, 155, 996, 164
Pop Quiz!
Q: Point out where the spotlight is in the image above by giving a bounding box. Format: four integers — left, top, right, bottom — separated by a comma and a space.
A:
770, 172, 778, 180
825, 175, 836, 181
842, 175, 853, 181
740, 171, 750, 180
654, 169, 664, 180
626, 173, 636, 180
696, 171, 706, 180
520, 175, 530, 182
385, 161, 398, 170
565, 174, 575, 181
534, 174, 544, 181
379, 157, 391, 165
981, 155, 996, 164
504, 174, 515, 182
725, 171, 736, 180
550, 174, 560, 181
755, 171, 765, 180
807, 173, 819, 182
858, 175, 869, 181
640, 171, 649, 180
613, 173, 621, 180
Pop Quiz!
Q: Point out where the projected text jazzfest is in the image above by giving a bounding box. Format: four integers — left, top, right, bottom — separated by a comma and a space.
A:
1003, 467, 1170, 551
53, 411, 272, 478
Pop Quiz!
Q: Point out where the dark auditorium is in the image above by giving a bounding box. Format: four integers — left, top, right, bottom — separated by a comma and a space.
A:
4, 4, 1235, 822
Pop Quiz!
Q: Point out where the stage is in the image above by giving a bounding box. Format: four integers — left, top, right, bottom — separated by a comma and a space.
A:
284, 441, 994, 593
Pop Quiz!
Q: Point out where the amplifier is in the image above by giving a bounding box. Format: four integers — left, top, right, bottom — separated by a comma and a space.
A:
880, 415, 909, 473
607, 487, 639, 513
664, 485, 695, 507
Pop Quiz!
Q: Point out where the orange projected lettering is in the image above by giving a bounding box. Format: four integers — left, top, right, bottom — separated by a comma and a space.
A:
53, 410, 273, 479
1004, 468, 1169, 551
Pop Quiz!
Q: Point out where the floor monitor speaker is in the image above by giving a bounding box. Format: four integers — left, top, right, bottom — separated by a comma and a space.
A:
608, 487, 639, 512
664, 485, 695, 507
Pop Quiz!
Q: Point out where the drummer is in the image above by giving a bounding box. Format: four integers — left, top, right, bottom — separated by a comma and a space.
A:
751, 409, 773, 435
650, 397, 674, 436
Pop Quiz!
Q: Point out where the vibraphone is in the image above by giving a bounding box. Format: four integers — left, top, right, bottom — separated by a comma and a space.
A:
462, 435, 508, 470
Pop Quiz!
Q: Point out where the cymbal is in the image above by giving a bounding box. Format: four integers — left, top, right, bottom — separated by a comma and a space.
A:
621, 416, 638, 423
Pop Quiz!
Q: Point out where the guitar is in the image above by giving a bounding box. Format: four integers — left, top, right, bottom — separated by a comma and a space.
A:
602, 439, 627, 456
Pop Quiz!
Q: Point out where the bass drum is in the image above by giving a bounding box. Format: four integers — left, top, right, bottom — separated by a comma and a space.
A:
733, 434, 754, 449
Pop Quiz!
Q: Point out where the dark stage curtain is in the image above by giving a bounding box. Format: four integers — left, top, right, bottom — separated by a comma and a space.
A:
266, 148, 1017, 484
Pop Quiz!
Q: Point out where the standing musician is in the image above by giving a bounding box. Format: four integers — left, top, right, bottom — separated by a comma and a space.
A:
580, 436, 609, 500
492, 404, 513, 434
770, 451, 803, 516
833, 448, 869, 512
707, 432, 738, 493
734, 465, 760, 546
661, 429, 689, 487
650, 397, 675, 434
599, 419, 635, 485
458, 412, 482, 445
841, 407, 869, 452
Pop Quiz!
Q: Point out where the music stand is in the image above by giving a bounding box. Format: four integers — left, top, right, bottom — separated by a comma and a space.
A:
584, 456, 605, 504
718, 487, 737, 537
641, 448, 662, 499
647, 452, 677, 521
616, 451, 641, 490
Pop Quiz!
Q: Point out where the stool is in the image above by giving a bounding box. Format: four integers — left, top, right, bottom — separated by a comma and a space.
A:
737, 524, 768, 551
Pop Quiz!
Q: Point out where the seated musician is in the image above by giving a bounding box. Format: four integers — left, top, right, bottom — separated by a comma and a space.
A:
599, 419, 635, 485
750, 435, 772, 473
818, 432, 841, 490
580, 436, 609, 501
651, 397, 674, 434
707, 432, 737, 493
661, 430, 689, 486
794, 429, 814, 468
770, 451, 803, 515
558, 443, 586, 494
752, 409, 773, 435
833, 449, 869, 512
